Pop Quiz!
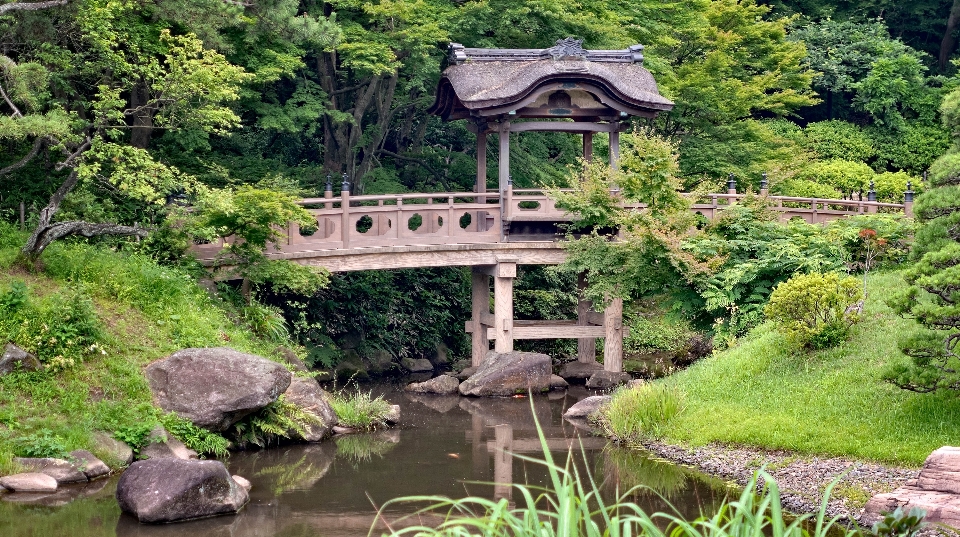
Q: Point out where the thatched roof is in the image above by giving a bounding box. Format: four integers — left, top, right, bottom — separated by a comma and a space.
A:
428, 38, 674, 121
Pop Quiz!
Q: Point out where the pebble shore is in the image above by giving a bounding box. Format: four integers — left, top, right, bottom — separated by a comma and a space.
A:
637, 440, 919, 526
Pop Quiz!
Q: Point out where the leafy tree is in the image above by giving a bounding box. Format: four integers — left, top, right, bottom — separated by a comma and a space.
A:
764, 271, 862, 350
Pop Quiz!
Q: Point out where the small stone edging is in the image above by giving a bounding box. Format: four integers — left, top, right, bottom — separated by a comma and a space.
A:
634, 440, 918, 527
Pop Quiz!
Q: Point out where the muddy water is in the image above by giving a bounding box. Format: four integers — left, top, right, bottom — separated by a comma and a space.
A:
0, 384, 729, 537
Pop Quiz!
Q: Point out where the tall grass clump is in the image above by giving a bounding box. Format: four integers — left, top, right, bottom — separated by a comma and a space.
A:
599, 383, 685, 443
329, 391, 392, 430
380, 405, 857, 537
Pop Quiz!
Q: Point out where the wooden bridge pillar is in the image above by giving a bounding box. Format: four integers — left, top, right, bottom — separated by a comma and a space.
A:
576, 273, 597, 364
603, 297, 623, 372
470, 267, 490, 367
493, 260, 516, 353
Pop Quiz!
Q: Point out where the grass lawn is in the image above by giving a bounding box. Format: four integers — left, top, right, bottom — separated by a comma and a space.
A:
629, 271, 960, 466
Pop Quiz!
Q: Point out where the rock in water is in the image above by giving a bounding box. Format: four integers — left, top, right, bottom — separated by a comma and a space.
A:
0, 343, 41, 375
405, 375, 461, 395
139, 426, 198, 461
400, 357, 434, 372
563, 395, 612, 419
864, 446, 960, 528
117, 458, 249, 523
13, 457, 87, 484
558, 361, 602, 381
282, 377, 338, 442
585, 371, 632, 390
231, 475, 252, 493
459, 352, 552, 397
68, 450, 110, 480
0, 473, 57, 492
146, 347, 292, 432
549, 375, 569, 390
384, 405, 401, 424
455, 366, 477, 381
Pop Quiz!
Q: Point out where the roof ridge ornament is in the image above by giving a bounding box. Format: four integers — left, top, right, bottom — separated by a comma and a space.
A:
542, 37, 587, 61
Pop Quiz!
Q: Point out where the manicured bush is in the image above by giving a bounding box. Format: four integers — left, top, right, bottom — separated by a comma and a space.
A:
804, 120, 875, 162
795, 159, 875, 196
764, 272, 862, 349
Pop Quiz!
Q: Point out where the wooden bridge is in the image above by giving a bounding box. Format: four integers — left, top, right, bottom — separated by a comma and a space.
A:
190, 39, 914, 377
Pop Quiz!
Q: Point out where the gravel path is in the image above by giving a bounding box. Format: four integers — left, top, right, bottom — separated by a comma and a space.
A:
636, 440, 919, 526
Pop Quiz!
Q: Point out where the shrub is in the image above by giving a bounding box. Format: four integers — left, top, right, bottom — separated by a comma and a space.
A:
160, 413, 230, 458
229, 395, 323, 448
764, 272, 862, 349
795, 159, 875, 196
773, 178, 842, 200
804, 120, 876, 162
13, 430, 69, 459
598, 383, 684, 442
240, 300, 289, 342
873, 171, 923, 203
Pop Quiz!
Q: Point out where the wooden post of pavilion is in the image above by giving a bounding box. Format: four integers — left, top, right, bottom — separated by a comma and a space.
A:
576, 273, 597, 364
583, 133, 593, 162
493, 259, 516, 353
476, 128, 487, 231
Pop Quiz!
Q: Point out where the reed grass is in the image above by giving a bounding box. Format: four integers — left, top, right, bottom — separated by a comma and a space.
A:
329, 390, 393, 430
379, 402, 857, 537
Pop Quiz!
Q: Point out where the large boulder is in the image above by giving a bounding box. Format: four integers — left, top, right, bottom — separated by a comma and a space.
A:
117, 458, 249, 523
13, 457, 87, 484
282, 377, 338, 442
400, 357, 433, 372
459, 351, 552, 397
563, 395, 612, 419
0, 473, 57, 492
864, 446, 960, 528
146, 347, 292, 432
405, 375, 460, 395
0, 343, 41, 375
139, 426, 198, 461
91, 432, 134, 467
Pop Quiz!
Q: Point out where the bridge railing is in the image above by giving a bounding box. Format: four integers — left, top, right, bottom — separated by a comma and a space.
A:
189, 186, 912, 260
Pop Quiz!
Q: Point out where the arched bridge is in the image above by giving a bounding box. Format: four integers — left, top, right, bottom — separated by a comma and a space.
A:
190, 186, 911, 376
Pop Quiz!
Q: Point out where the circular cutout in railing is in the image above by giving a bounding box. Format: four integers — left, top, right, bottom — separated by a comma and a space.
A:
517, 200, 541, 210
408, 213, 422, 231
459, 212, 472, 229
299, 220, 319, 236
437, 216, 443, 228
356, 215, 373, 234
192, 237, 212, 245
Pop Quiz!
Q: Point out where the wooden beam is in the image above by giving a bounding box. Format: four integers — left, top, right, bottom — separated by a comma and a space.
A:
577, 273, 596, 364
604, 297, 623, 372
498, 122, 511, 193
509, 121, 623, 133
583, 133, 593, 162
494, 267, 513, 352
471, 268, 490, 367
609, 123, 620, 168
466, 322, 606, 339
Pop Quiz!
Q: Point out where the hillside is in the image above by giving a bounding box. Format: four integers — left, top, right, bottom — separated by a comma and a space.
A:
644, 271, 959, 465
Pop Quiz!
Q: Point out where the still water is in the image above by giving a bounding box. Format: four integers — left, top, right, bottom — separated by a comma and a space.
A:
0, 384, 730, 537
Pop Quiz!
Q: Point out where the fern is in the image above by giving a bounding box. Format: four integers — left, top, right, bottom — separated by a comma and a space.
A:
230, 395, 324, 448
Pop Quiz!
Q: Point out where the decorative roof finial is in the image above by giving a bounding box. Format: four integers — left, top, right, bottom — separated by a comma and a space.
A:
543, 37, 587, 61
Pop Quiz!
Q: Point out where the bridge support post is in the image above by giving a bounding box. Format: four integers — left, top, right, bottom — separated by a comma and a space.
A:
576, 273, 597, 364
603, 297, 623, 372
471, 267, 490, 367
493, 260, 516, 353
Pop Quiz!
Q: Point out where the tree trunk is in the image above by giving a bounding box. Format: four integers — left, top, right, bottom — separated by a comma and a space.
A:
940, 0, 960, 71
129, 81, 154, 149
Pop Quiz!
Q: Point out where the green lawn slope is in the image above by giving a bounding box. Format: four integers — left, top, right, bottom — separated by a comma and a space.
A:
653, 270, 960, 466
0, 226, 283, 474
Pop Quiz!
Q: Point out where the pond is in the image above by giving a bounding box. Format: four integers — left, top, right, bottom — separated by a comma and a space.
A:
0, 384, 730, 537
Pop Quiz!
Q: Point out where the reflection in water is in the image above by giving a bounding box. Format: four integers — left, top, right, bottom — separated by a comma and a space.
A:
0, 385, 729, 537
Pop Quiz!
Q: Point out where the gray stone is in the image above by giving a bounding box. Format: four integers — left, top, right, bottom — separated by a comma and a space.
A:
117, 458, 249, 523
456, 366, 477, 381
384, 405, 401, 424
558, 361, 602, 380
563, 395, 612, 419
0, 473, 57, 492
91, 432, 133, 467
427, 343, 451, 366
146, 347, 292, 432
282, 377, 338, 442
400, 357, 433, 372
13, 457, 87, 484
364, 349, 396, 374
231, 475, 251, 493
864, 446, 960, 529
585, 371, 632, 390
405, 375, 461, 395
332, 425, 357, 435
68, 450, 110, 480
139, 426, 198, 461
459, 351, 552, 397
335, 355, 370, 382
0, 343, 41, 375
549, 375, 569, 390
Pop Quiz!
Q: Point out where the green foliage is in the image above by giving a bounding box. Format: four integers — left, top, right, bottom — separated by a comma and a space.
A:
335, 432, 398, 464
599, 384, 685, 442
623, 313, 694, 355
159, 413, 230, 458
0, 281, 105, 370
871, 507, 926, 537
764, 272, 862, 350
113, 423, 154, 454
230, 395, 323, 448
13, 430, 68, 459
328, 390, 392, 431
240, 299, 289, 342
804, 121, 875, 163
795, 160, 876, 196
